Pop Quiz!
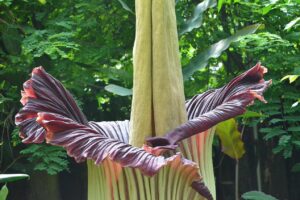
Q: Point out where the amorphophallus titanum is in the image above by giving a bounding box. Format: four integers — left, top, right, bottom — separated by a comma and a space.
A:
15, 0, 271, 199
15, 63, 270, 199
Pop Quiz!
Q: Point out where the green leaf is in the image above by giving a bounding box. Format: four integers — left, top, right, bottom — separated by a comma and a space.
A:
284, 17, 300, 31
292, 141, 300, 147
291, 163, 300, 172
0, 185, 8, 200
259, 128, 274, 133
281, 75, 299, 83
22, 30, 79, 60
2, 27, 22, 55
240, 110, 265, 119
117, 0, 134, 14
289, 75, 299, 83
0, 0, 12, 6
38, 0, 46, 4
284, 116, 300, 122
269, 118, 285, 124
215, 118, 245, 159
288, 126, 300, 132
278, 135, 291, 146
179, 0, 217, 35
242, 191, 278, 200
260, 128, 287, 140
20, 144, 69, 175
104, 84, 132, 96
291, 100, 300, 108
217, 0, 226, 12
183, 24, 261, 80
285, 32, 300, 41
0, 96, 13, 105
0, 174, 29, 184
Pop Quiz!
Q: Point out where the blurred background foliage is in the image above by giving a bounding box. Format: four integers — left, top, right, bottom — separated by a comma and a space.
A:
0, 0, 300, 199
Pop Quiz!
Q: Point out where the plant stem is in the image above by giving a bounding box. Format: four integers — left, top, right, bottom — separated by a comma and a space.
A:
235, 159, 239, 200
253, 125, 262, 191
235, 124, 246, 200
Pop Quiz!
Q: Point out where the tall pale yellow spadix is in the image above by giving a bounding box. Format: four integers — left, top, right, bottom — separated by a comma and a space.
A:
86, 1, 214, 199
129, 0, 187, 146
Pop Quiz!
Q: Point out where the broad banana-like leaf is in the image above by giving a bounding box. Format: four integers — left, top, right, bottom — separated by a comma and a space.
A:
117, 0, 134, 14
15, 62, 270, 199
104, 84, 132, 96
0, 174, 29, 200
179, 0, 217, 35
0, 174, 29, 183
183, 24, 262, 80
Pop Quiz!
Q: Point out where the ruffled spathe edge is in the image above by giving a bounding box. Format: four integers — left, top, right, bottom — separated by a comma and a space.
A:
147, 63, 271, 148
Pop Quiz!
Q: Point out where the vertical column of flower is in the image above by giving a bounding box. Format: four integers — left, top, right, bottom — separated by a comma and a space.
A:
130, 0, 187, 146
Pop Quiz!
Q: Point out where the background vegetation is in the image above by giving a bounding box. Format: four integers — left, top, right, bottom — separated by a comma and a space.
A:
1, 0, 300, 199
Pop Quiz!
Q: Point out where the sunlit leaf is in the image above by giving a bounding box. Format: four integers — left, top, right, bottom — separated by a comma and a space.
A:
284, 17, 300, 31
289, 75, 298, 83
38, 0, 46, 5
281, 75, 299, 83
261, 5, 273, 15
0, 185, 8, 200
217, 0, 227, 12
292, 100, 300, 108
0, 174, 29, 183
215, 118, 245, 159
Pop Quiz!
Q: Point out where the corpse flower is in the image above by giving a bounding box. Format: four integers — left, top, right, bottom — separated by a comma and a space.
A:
15, 63, 270, 200
15, 1, 271, 199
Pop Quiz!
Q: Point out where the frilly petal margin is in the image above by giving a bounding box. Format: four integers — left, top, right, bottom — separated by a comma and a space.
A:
37, 112, 212, 199
36, 112, 165, 175
15, 67, 88, 143
15, 67, 212, 199
146, 63, 271, 147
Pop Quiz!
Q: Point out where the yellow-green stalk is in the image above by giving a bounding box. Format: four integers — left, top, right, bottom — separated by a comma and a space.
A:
87, 0, 215, 199
129, 0, 187, 146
